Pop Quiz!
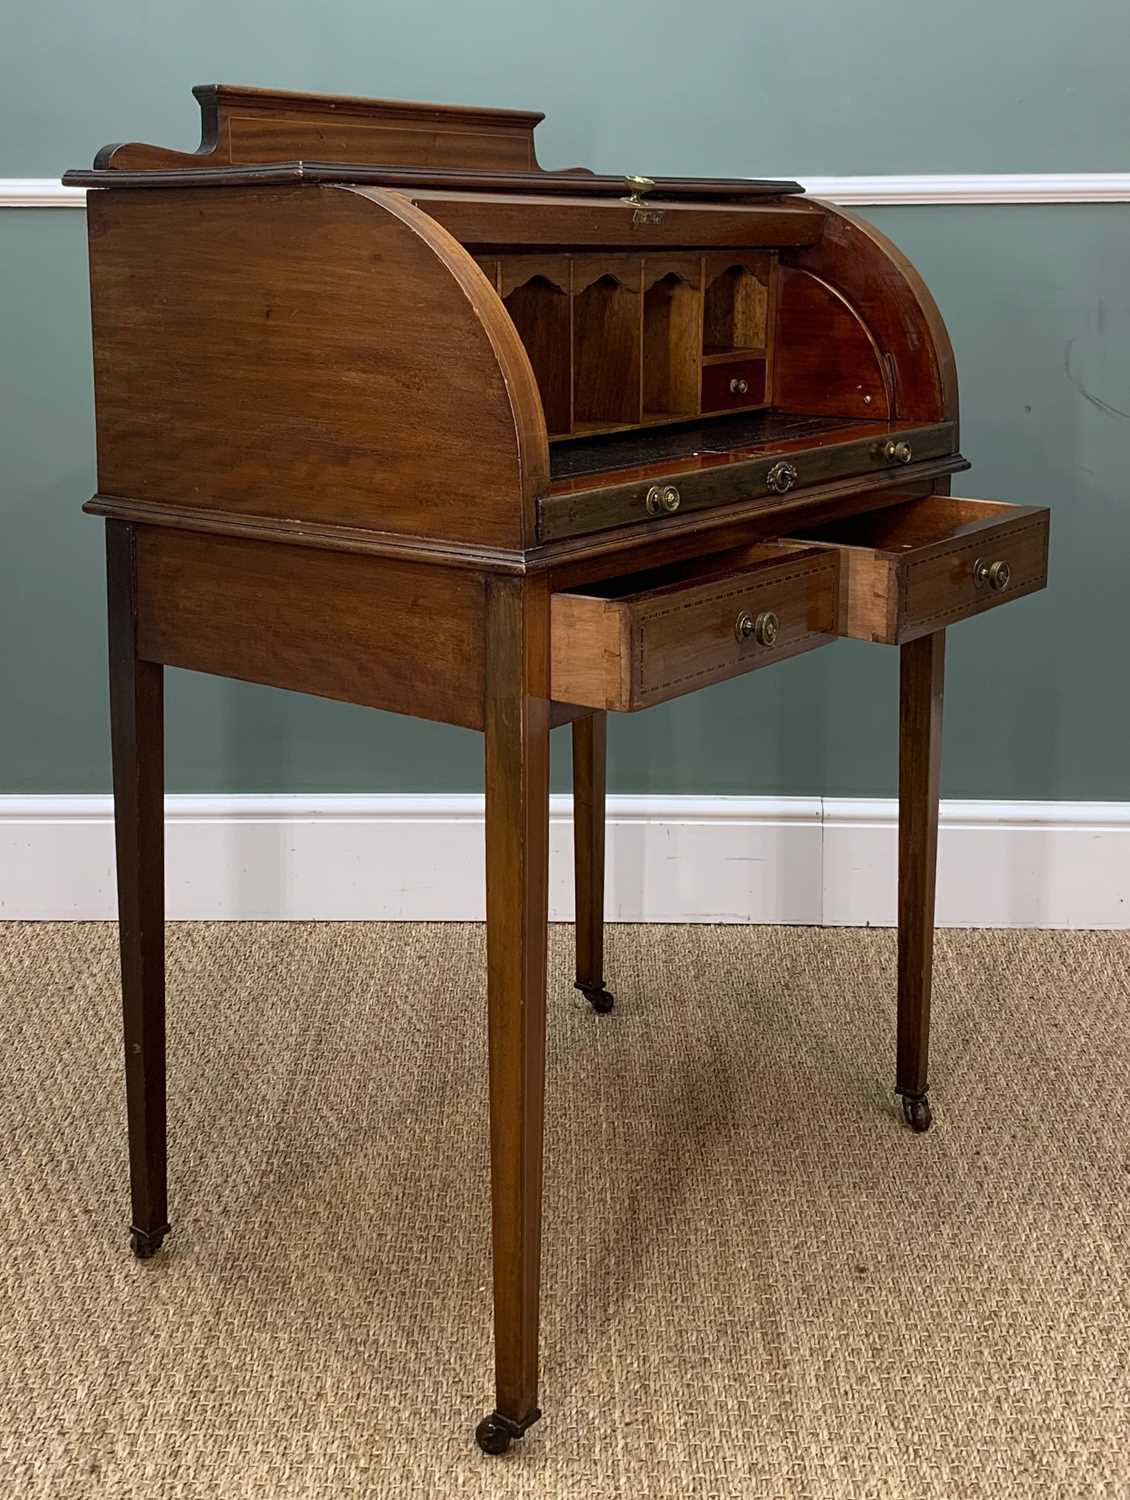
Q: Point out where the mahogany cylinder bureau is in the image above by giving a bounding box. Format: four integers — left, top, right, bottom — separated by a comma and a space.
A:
67, 85, 1050, 1456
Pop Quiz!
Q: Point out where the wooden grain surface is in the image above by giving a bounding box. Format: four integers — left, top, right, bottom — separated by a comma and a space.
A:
550, 543, 837, 710
539, 422, 957, 542
503, 274, 573, 436
406, 191, 825, 248
573, 261, 642, 428
643, 268, 702, 419
493, 251, 773, 442
897, 630, 946, 1098
703, 253, 771, 352
785, 202, 958, 430
83, 83, 803, 202
68, 160, 807, 202
106, 521, 169, 1248
499, 255, 571, 299
86, 182, 546, 549
786, 495, 1050, 643
548, 591, 632, 710
95, 84, 543, 171
700, 358, 767, 413
571, 712, 608, 992
134, 527, 487, 730
773, 266, 892, 419
71, 83, 1054, 1462
541, 481, 942, 592
483, 575, 551, 1429
86, 465, 965, 584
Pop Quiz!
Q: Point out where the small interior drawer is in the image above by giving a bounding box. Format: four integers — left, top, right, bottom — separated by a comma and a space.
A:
785, 495, 1049, 644
700, 358, 767, 413
550, 543, 838, 711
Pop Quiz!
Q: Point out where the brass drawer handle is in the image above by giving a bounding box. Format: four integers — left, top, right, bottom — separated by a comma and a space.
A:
882, 439, 913, 464
765, 461, 798, 495
624, 174, 656, 205
736, 609, 779, 646
645, 484, 681, 516
973, 557, 1011, 592
730, 377, 749, 396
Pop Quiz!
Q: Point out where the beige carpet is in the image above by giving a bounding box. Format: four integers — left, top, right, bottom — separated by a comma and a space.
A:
1, 922, 1127, 1499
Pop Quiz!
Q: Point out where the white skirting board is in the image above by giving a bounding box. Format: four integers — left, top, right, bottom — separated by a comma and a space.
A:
0, 795, 1126, 927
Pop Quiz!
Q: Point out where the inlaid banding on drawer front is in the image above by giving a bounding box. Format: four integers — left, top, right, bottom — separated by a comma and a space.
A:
903, 518, 1047, 632
784, 494, 1050, 645
550, 543, 838, 711
633, 558, 837, 699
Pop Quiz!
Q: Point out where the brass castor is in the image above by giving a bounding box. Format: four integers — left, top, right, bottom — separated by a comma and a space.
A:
901, 1093, 933, 1133
474, 1407, 539, 1455
576, 981, 615, 1014
129, 1228, 167, 1261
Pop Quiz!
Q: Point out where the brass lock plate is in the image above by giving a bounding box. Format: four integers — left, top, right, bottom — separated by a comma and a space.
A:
766, 461, 798, 495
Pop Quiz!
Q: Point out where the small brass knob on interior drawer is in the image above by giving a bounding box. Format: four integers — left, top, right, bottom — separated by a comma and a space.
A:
730, 377, 749, 396
736, 609, 779, 646
766, 461, 798, 495
973, 557, 1012, 592
882, 439, 914, 464
646, 483, 681, 516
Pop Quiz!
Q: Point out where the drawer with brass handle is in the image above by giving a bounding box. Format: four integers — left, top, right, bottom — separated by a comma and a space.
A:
700, 359, 766, 413
538, 421, 958, 543
550, 543, 838, 711
784, 494, 1049, 644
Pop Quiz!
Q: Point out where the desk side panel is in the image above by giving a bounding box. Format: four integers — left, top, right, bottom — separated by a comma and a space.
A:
86, 184, 546, 549
782, 202, 958, 432
134, 527, 487, 730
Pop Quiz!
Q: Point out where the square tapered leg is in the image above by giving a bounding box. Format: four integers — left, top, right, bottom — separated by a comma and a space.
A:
477, 576, 551, 1454
106, 521, 169, 1257
571, 711, 614, 1014
896, 629, 945, 1133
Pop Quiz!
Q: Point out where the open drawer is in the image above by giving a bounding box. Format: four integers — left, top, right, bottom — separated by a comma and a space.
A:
785, 495, 1050, 644
550, 543, 838, 710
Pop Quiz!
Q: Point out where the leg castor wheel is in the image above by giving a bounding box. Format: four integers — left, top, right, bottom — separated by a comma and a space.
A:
474, 1407, 539, 1456
576, 981, 614, 1014
129, 1227, 167, 1261
475, 1416, 512, 1455
900, 1093, 933, 1133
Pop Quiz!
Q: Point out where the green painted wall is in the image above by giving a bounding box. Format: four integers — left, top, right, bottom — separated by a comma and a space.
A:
2, 8, 1127, 800
4, 0, 1129, 176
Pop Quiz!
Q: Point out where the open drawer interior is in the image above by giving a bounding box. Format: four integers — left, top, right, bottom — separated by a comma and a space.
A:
785, 494, 1050, 643
550, 542, 838, 711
